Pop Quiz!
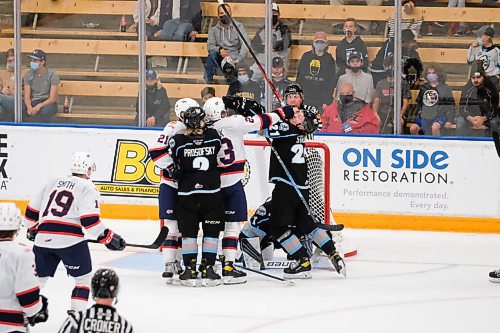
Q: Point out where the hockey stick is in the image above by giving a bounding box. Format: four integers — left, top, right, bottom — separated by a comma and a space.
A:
241, 238, 265, 270
218, 258, 295, 286
493, 131, 500, 159
88, 226, 169, 250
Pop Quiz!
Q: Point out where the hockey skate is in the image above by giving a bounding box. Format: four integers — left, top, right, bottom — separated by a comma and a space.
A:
221, 257, 247, 285
489, 268, 500, 283
199, 259, 221, 287
329, 251, 347, 277
161, 261, 182, 284
179, 260, 198, 287
284, 257, 312, 279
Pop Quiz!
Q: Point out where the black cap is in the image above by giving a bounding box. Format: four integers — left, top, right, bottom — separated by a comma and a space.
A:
348, 51, 362, 63
470, 60, 486, 77
28, 49, 47, 61
484, 27, 495, 38
272, 56, 284, 68
284, 83, 303, 98
402, 29, 415, 42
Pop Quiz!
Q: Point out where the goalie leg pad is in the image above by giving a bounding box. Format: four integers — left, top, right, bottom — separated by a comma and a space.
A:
222, 222, 240, 262
241, 237, 264, 270
71, 272, 92, 311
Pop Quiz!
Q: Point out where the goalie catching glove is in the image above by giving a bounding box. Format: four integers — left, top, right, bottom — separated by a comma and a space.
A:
222, 96, 265, 117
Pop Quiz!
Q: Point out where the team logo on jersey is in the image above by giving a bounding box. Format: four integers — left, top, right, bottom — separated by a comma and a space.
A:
278, 123, 289, 132
423, 89, 439, 107
479, 53, 490, 70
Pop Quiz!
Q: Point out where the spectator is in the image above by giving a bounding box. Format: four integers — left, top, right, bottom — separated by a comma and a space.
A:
250, 2, 292, 82
296, 31, 336, 113
154, 0, 202, 41
386, 1, 421, 37
321, 82, 380, 134
201, 86, 216, 103
132, 0, 161, 38
136, 69, 170, 127
409, 64, 455, 136
456, 62, 499, 137
335, 18, 369, 86
23, 49, 59, 123
261, 57, 292, 110
336, 51, 374, 104
227, 63, 261, 100
467, 27, 500, 89
0, 49, 15, 121
447, 0, 470, 36
372, 56, 411, 134
205, 4, 249, 84
369, 29, 422, 87
330, 0, 383, 35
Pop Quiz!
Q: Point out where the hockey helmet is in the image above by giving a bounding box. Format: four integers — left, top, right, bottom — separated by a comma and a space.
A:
284, 83, 304, 100
0, 202, 21, 231
174, 98, 199, 121
71, 152, 96, 178
183, 106, 206, 129
91, 268, 120, 299
203, 97, 225, 123
300, 108, 322, 134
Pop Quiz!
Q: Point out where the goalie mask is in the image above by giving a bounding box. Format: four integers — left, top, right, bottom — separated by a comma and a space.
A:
203, 97, 225, 124
300, 109, 322, 134
183, 106, 206, 129
175, 98, 199, 121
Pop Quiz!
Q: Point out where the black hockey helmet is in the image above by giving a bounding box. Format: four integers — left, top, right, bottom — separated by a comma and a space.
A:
183, 106, 206, 129
284, 83, 304, 100
91, 268, 120, 299
300, 108, 322, 134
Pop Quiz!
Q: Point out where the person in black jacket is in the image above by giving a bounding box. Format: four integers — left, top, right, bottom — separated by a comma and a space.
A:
296, 31, 336, 114
136, 69, 171, 127
250, 2, 292, 82
227, 63, 261, 101
456, 62, 499, 137
155, 0, 202, 41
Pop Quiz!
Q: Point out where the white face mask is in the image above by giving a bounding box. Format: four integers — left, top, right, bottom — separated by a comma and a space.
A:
6, 62, 14, 71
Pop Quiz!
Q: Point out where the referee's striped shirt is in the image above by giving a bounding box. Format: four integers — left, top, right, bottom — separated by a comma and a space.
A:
58, 304, 134, 333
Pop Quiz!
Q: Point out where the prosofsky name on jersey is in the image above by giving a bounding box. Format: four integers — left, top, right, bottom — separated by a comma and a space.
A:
94, 139, 160, 198
183, 146, 216, 157
342, 148, 449, 184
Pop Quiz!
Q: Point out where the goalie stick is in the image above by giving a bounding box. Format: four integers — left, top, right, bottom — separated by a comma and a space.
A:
218, 257, 294, 286
88, 226, 169, 250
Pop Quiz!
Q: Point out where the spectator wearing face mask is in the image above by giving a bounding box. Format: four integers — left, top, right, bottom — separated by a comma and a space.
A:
336, 51, 374, 104
456, 61, 499, 137
0, 48, 25, 121
260, 57, 292, 110
467, 27, 500, 89
410, 64, 455, 136
205, 4, 249, 84
22, 49, 59, 123
296, 31, 336, 114
227, 63, 261, 101
321, 82, 380, 134
250, 2, 292, 83
136, 69, 171, 127
335, 18, 369, 86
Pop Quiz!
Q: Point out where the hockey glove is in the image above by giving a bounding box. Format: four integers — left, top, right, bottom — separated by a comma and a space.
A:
165, 163, 181, 182
27, 295, 48, 326
26, 227, 38, 242
97, 229, 126, 251
273, 105, 294, 120
222, 96, 265, 117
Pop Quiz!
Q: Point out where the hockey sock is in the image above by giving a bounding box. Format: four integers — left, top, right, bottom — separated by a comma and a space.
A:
182, 237, 198, 267
222, 222, 240, 262
202, 237, 218, 266
161, 219, 179, 263
310, 227, 335, 254
71, 273, 92, 311
277, 231, 309, 260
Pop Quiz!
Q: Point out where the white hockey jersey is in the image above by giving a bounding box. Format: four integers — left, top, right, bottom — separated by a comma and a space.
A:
212, 113, 280, 188
0, 241, 43, 333
148, 120, 186, 189
23, 176, 107, 249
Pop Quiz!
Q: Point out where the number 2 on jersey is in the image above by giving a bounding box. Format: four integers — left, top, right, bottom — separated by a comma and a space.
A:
42, 190, 75, 217
291, 144, 305, 164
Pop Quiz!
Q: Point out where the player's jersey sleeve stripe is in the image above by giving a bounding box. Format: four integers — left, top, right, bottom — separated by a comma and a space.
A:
25, 206, 40, 222
80, 215, 101, 229
16, 286, 41, 308
0, 310, 25, 327
149, 147, 169, 161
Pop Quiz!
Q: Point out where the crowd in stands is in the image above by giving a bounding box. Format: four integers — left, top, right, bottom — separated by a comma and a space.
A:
0, 0, 498, 136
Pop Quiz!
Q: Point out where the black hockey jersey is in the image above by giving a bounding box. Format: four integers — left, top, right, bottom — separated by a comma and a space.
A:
168, 128, 223, 196
58, 304, 134, 333
267, 121, 308, 189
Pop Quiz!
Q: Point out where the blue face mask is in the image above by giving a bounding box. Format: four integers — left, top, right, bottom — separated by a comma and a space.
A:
238, 75, 249, 84
30, 61, 40, 71
313, 42, 327, 53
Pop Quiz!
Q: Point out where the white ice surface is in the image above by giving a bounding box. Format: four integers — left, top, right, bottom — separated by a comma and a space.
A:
22, 219, 500, 333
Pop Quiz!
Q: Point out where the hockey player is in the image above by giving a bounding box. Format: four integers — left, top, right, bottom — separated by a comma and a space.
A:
267, 108, 346, 279
148, 98, 199, 284
0, 203, 48, 333
167, 106, 226, 287
203, 96, 292, 284
23, 152, 126, 312
58, 268, 134, 333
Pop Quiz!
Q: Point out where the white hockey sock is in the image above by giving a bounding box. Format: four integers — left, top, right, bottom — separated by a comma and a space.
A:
71, 273, 92, 311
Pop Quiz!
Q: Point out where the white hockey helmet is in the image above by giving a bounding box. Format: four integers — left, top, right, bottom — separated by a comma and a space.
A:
203, 97, 225, 123
71, 152, 96, 178
174, 98, 199, 120
0, 202, 22, 231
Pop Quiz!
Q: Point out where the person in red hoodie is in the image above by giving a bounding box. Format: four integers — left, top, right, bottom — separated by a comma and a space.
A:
321, 82, 380, 134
